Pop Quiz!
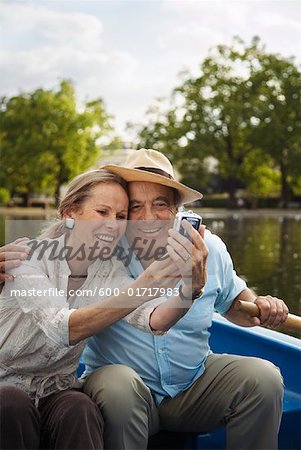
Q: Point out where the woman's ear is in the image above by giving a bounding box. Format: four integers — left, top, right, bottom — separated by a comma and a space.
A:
63, 207, 77, 219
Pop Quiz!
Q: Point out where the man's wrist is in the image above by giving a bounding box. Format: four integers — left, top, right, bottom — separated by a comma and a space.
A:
178, 284, 192, 302
178, 284, 205, 302
192, 287, 204, 300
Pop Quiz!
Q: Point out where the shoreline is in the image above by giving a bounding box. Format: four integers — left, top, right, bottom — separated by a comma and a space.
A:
0, 206, 300, 219
0, 207, 57, 217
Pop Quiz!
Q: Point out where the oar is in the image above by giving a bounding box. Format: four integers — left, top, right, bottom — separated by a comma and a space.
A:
235, 300, 301, 334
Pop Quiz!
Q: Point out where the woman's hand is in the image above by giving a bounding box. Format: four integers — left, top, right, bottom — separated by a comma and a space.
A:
137, 254, 181, 293
0, 238, 30, 283
166, 220, 208, 299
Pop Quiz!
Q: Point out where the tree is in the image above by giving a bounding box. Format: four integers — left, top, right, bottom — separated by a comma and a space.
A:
0, 80, 115, 206
136, 37, 301, 207
247, 51, 301, 206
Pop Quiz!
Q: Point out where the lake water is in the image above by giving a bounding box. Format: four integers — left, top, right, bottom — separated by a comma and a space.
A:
199, 212, 301, 318
1, 210, 300, 336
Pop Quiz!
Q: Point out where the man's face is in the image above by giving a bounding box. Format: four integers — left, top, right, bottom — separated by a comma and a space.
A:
126, 182, 177, 264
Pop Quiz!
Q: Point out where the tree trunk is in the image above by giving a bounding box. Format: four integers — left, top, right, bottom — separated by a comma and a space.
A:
54, 163, 65, 209
226, 177, 238, 209
24, 192, 30, 207
224, 131, 239, 208
280, 161, 293, 208
54, 182, 61, 209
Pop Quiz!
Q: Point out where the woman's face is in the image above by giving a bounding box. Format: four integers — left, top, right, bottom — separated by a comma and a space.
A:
68, 182, 128, 257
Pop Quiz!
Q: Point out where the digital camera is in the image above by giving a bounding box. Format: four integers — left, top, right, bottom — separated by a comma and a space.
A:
173, 210, 202, 238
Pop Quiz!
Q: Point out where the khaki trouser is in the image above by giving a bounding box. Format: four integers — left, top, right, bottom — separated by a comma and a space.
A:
83, 354, 283, 450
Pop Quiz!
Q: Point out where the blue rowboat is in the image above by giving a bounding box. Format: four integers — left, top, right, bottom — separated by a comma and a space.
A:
148, 314, 301, 450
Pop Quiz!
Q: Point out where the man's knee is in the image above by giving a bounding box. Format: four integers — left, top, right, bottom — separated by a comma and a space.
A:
84, 365, 152, 424
236, 357, 284, 402
84, 365, 148, 402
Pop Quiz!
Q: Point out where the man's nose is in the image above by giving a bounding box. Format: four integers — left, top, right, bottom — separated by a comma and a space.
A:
143, 206, 157, 220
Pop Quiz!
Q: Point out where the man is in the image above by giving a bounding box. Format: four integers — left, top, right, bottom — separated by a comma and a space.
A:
0, 149, 288, 450
81, 149, 288, 450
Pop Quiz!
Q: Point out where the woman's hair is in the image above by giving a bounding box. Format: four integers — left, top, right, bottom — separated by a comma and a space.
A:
39, 169, 127, 239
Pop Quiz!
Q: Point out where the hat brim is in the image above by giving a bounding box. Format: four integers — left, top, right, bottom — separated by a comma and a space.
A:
102, 164, 203, 204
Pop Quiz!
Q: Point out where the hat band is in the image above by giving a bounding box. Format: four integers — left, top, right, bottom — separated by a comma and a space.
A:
136, 167, 174, 179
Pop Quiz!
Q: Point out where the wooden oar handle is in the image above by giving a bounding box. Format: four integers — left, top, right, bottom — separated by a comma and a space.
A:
235, 300, 301, 333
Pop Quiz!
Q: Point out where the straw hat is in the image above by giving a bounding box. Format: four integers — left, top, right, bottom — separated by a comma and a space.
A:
102, 148, 203, 204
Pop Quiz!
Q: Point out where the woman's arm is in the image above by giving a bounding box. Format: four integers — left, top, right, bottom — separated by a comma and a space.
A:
4, 252, 181, 345
68, 256, 180, 343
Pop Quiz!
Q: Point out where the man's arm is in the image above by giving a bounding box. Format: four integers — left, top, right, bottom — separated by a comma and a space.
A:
224, 288, 289, 329
123, 221, 208, 334
0, 238, 30, 284
149, 221, 208, 332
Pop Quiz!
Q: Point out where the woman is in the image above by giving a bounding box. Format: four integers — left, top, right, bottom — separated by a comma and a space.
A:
0, 168, 194, 450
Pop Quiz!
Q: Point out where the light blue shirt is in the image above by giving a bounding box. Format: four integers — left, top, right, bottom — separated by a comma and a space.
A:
83, 230, 246, 405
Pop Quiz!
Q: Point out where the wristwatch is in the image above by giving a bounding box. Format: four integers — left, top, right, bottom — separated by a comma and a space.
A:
192, 287, 205, 300
179, 284, 204, 302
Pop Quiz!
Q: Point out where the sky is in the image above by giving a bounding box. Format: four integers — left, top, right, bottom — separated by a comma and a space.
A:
1, 0, 300, 140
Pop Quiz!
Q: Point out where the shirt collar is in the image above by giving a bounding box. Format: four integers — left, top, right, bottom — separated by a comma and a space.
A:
119, 235, 144, 278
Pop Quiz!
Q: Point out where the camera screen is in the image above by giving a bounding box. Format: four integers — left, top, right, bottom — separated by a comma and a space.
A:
185, 218, 200, 230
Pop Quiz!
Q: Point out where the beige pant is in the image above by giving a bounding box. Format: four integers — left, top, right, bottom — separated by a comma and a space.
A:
83, 354, 283, 450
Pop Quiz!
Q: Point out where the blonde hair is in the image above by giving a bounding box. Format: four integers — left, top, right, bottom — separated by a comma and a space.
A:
39, 169, 127, 239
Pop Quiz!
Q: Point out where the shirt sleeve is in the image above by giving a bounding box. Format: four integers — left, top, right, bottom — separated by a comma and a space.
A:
110, 259, 167, 335
4, 261, 74, 347
209, 234, 247, 315
123, 297, 166, 336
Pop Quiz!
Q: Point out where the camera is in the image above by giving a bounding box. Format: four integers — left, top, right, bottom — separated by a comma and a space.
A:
173, 210, 202, 238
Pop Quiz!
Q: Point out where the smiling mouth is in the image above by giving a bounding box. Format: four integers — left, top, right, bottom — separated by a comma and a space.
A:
138, 228, 162, 234
95, 234, 115, 243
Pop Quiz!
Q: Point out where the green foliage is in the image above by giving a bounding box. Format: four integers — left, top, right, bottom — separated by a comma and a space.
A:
0, 80, 116, 205
0, 188, 10, 205
137, 36, 301, 207
242, 149, 281, 197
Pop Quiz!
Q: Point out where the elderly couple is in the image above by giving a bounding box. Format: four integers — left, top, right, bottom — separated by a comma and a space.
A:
0, 149, 288, 450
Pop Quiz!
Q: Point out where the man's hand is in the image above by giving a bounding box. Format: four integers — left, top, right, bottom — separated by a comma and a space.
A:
253, 295, 289, 328
226, 288, 289, 329
0, 238, 30, 283
166, 220, 208, 299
